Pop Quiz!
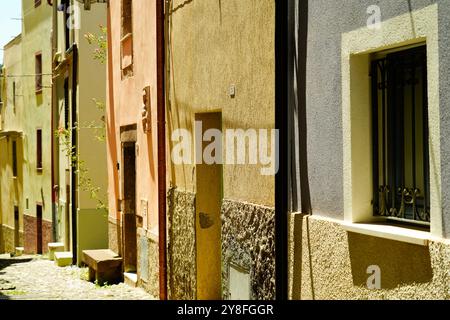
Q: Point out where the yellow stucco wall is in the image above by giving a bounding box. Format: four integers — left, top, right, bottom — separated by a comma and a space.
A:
0, 34, 24, 252
167, 0, 275, 207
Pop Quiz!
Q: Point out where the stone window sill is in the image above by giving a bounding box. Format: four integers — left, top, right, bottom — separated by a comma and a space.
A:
342, 222, 430, 246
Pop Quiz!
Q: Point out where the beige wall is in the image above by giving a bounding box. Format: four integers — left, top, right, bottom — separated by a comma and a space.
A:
21, 0, 53, 223
167, 0, 275, 207
76, 2, 107, 210
0, 35, 24, 250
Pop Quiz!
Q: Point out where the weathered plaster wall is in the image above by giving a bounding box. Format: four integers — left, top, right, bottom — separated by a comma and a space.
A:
221, 199, 275, 300
289, 214, 450, 300
107, 0, 160, 232
167, 0, 275, 207
106, 0, 161, 296
167, 188, 196, 300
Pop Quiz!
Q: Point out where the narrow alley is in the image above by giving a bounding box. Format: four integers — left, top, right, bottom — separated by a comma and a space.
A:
0, 254, 155, 300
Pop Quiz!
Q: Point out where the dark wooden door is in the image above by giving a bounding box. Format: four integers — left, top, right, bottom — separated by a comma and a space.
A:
36, 205, 43, 254
122, 142, 137, 273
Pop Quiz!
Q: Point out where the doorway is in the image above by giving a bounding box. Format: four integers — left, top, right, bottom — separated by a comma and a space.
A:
122, 142, 137, 273
36, 204, 43, 254
195, 112, 223, 300
14, 207, 19, 248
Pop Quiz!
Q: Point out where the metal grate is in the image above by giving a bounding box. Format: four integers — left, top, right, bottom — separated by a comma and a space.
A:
371, 46, 430, 225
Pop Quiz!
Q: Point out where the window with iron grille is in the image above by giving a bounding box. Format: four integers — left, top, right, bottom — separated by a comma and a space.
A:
371, 45, 430, 226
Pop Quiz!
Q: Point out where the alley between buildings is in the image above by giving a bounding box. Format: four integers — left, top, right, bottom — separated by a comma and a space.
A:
0, 254, 155, 300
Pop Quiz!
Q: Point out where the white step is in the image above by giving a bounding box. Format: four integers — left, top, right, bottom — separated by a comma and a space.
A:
124, 272, 138, 287
54, 251, 73, 267
15, 247, 24, 257
48, 242, 65, 261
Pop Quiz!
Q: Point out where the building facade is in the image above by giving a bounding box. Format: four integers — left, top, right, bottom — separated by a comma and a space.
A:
106, 0, 165, 297
166, 0, 276, 300
288, 0, 450, 299
0, 35, 24, 255
20, 0, 54, 255
52, 0, 108, 265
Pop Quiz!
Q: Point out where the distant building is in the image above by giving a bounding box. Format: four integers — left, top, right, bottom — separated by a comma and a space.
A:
0, 34, 24, 255
165, 0, 276, 300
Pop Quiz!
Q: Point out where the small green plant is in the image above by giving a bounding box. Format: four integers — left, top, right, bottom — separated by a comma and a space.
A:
84, 25, 107, 64
55, 124, 108, 211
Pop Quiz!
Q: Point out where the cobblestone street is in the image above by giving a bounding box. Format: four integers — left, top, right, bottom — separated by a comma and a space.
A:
0, 254, 156, 300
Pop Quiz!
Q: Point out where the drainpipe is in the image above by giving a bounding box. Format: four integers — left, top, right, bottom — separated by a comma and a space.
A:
157, 0, 168, 300
67, 43, 79, 265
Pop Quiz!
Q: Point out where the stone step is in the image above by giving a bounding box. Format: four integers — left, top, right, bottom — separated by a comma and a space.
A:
124, 272, 138, 288
15, 247, 24, 257
48, 242, 65, 261
54, 252, 73, 267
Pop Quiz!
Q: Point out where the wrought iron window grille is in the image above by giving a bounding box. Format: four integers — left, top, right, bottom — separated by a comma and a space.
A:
371, 46, 430, 226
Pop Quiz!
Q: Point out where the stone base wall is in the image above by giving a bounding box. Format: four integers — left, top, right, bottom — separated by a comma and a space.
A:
221, 199, 276, 300
108, 217, 122, 256
288, 214, 450, 300
167, 187, 197, 300
24, 215, 52, 254
1, 225, 24, 254
137, 230, 160, 298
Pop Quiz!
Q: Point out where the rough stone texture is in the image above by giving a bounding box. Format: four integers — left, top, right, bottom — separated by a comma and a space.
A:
289, 214, 450, 300
0, 225, 23, 254
108, 219, 122, 256
137, 233, 160, 298
23, 215, 53, 255
0, 254, 156, 300
167, 187, 196, 300
1, 226, 14, 254
0, 225, 4, 254
221, 199, 275, 300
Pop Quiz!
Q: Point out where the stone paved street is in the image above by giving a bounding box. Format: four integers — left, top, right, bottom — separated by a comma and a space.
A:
0, 254, 156, 300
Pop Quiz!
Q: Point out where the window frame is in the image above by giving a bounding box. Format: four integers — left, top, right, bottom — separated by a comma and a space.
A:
370, 45, 430, 227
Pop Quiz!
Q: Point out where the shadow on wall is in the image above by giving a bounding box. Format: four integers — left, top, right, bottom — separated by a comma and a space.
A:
347, 233, 433, 289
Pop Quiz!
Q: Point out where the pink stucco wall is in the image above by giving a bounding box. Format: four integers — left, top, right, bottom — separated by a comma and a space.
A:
106, 1, 160, 234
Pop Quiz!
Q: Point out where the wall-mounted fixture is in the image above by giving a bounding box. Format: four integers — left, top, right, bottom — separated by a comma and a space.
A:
229, 84, 236, 98
142, 86, 151, 133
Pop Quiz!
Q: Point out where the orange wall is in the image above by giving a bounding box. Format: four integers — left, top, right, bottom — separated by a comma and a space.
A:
106, 1, 160, 233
